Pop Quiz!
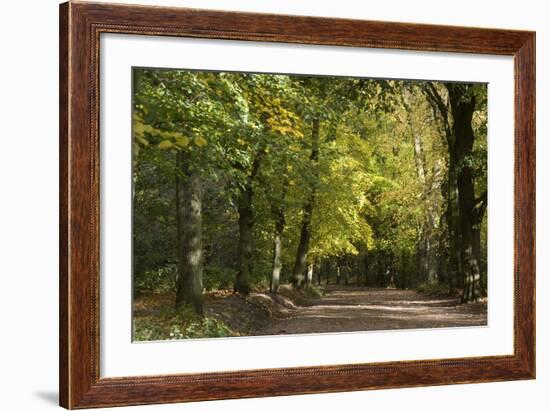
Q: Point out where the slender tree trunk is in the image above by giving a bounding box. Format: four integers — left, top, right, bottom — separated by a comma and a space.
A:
175, 152, 204, 314
444, 160, 462, 295
425, 229, 438, 283
425, 160, 442, 284
234, 150, 265, 295
472, 226, 485, 294
269, 208, 285, 293
387, 254, 396, 288
404, 93, 440, 284
234, 188, 254, 294
306, 264, 314, 284
363, 253, 369, 286
343, 262, 349, 285
291, 118, 320, 287
270, 228, 283, 293
269, 181, 287, 294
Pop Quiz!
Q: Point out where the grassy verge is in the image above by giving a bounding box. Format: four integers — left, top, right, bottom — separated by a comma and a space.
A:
133, 305, 237, 341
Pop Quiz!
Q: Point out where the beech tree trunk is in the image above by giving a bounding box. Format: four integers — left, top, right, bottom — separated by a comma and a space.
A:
306, 264, 314, 284
270, 180, 287, 293
270, 227, 283, 293
363, 253, 369, 286
234, 188, 254, 294
291, 118, 320, 287
423, 83, 462, 295
403, 91, 439, 284
234, 150, 265, 295
343, 261, 349, 285
445, 165, 462, 295
447, 84, 482, 303
175, 152, 204, 314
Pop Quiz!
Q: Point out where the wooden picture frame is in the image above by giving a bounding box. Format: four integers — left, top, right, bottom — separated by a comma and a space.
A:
59, 1, 535, 408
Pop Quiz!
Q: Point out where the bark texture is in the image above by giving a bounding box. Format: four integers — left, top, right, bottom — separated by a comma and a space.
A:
234, 150, 265, 294
291, 118, 320, 287
446, 84, 482, 303
175, 152, 204, 314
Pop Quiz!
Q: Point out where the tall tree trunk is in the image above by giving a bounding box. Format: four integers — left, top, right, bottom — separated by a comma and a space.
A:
363, 253, 369, 286
472, 226, 484, 294
269, 180, 287, 294
291, 118, 320, 287
175, 152, 204, 314
234, 150, 265, 295
403, 92, 439, 283
270, 223, 283, 293
387, 254, 396, 288
234, 188, 254, 294
343, 260, 349, 285
445, 166, 462, 295
457, 168, 481, 303
473, 191, 488, 294
447, 84, 482, 303
423, 83, 462, 295
306, 264, 314, 284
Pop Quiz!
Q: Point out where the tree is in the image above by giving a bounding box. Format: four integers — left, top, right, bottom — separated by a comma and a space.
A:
133, 69, 250, 312
422, 82, 487, 302
291, 116, 321, 286
446, 83, 487, 303
175, 152, 204, 313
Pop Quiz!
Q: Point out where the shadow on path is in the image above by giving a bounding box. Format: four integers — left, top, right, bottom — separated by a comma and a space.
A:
254, 286, 487, 336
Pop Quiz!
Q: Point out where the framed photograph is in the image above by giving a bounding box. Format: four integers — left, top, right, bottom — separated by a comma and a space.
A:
59, 1, 535, 408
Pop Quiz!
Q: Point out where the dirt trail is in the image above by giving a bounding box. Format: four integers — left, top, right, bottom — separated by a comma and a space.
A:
252, 285, 487, 336
134, 285, 488, 339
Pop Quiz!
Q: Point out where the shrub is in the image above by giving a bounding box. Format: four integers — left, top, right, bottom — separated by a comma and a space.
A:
203, 264, 236, 291
134, 264, 177, 295
303, 284, 325, 298
133, 305, 237, 341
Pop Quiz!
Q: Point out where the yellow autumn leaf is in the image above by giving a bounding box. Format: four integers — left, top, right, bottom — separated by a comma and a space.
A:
133, 122, 146, 136
194, 136, 207, 147
134, 134, 149, 147
175, 135, 190, 147
158, 140, 173, 150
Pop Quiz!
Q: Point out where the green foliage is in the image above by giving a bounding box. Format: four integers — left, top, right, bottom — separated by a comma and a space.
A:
133, 306, 236, 341
203, 265, 237, 291
302, 284, 325, 298
134, 265, 177, 295
132, 67, 488, 308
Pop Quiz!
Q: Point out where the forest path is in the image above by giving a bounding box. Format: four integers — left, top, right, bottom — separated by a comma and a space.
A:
253, 286, 487, 335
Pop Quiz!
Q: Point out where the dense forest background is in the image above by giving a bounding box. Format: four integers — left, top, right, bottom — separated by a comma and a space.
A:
132, 68, 488, 340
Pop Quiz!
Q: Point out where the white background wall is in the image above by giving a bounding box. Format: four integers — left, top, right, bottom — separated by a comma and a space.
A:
0, 1, 547, 410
